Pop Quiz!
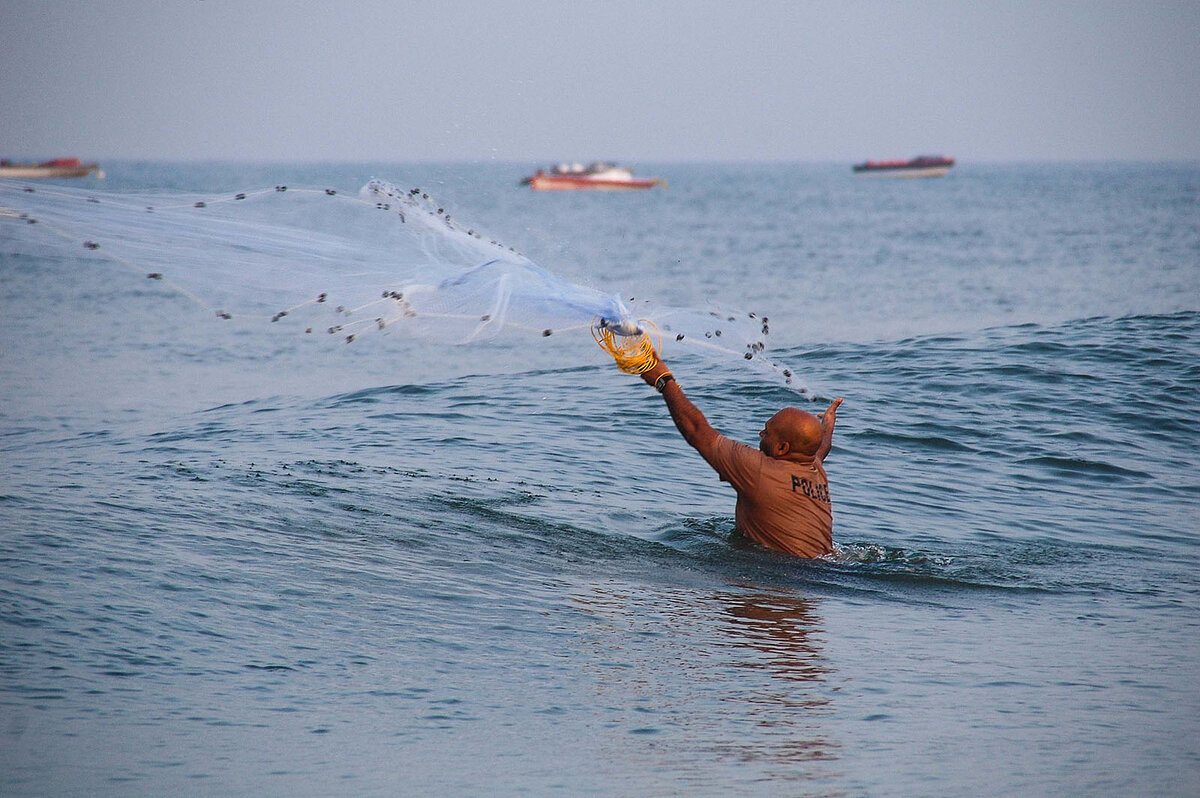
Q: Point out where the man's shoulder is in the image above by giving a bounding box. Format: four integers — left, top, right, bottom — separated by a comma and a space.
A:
709, 433, 761, 464
703, 434, 771, 486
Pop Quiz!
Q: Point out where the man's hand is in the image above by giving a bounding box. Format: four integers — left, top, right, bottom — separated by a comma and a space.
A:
816, 397, 842, 462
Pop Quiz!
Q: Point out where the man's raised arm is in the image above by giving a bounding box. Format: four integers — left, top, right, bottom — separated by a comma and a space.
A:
815, 398, 843, 462
640, 357, 720, 457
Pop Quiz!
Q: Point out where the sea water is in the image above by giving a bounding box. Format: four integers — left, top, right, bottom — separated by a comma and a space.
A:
1, 162, 1197, 796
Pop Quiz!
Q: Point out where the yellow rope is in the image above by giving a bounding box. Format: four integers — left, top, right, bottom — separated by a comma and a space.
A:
592, 318, 661, 374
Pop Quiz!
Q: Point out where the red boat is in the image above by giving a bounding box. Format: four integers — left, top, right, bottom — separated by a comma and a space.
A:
0, 157, 104, 179
852, 155, 954, 178
522, 162, 664, 191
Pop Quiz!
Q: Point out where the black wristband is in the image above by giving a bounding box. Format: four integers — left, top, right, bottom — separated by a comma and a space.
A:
655, 373, 675, 393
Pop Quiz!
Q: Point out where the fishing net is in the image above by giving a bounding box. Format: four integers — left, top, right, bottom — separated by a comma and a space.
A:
0, 178, 803, 391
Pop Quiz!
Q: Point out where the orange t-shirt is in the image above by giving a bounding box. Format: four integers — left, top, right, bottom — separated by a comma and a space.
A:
704, 435, 833, 558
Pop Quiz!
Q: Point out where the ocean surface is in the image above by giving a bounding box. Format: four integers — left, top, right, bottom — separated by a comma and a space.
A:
1, 161, 1198, 796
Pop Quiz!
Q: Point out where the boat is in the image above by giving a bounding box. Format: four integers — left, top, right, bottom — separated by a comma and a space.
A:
852, 155, 954, 178
522, 161, 664, 191
0, 157, 104, 179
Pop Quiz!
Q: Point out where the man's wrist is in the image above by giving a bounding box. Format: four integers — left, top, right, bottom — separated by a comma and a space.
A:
654, 373, 675, 393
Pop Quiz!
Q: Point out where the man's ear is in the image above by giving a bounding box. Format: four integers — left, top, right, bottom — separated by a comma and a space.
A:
775, 441, 791, 457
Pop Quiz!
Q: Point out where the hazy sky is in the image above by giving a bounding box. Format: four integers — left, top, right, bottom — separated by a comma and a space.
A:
2, 0, 1197, 162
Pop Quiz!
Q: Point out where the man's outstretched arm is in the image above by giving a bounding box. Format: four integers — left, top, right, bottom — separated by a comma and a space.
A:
640, 358, 720, 458
815, 398, 843, 462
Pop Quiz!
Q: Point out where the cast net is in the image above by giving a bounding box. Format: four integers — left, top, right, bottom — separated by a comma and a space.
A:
0, 178, 803, 391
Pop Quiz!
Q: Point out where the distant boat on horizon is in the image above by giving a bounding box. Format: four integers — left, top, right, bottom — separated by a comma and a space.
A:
852, 155, 954, 178
0, 157, 104, 179
521, 161, 665, 191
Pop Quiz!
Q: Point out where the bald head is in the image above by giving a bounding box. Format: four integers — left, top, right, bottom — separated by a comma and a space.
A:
759, 407, 823, 458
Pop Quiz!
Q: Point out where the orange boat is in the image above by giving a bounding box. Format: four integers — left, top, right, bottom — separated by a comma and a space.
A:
0, 157, 104, 179
522, 161, 664, 191
852, 155, 954, 178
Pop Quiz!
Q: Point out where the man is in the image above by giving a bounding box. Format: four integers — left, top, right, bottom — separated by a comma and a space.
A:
636, 353, 842, 558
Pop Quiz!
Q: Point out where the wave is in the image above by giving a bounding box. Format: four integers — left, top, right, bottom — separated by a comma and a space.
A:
1016, 455, 1152, 480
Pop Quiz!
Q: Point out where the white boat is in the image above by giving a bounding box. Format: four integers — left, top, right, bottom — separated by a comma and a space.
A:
522, 161, 664, 191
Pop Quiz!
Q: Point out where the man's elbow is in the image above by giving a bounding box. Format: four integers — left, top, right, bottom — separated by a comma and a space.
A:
684, 425, 720, 454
